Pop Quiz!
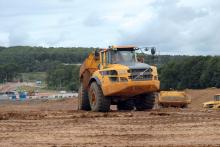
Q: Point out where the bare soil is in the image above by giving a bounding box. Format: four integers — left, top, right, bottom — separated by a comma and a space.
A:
0, 88, 220, 147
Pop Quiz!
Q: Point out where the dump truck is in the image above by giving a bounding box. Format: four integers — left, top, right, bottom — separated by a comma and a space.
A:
157, 91, 191, 108
78, 45, 160, 112
203, 94, 220, 109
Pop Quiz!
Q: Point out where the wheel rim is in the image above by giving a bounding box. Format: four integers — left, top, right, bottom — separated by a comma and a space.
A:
90, 90, 96, 106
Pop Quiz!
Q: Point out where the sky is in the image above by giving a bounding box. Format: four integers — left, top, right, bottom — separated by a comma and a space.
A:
0, 0, 219, 55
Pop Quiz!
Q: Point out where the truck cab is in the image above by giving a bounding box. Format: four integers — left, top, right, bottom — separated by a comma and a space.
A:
91, 46, 160, 97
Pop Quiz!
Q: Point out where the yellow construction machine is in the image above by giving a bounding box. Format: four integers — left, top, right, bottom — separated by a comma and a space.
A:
158, 91, 191, 108
78, 45, 160, 112
203, 94, 220, 109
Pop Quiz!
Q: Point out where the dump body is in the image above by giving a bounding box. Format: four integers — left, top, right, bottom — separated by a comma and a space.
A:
79, 46, 160, 98
158, 91, 191, 108
80, 53, 99, 90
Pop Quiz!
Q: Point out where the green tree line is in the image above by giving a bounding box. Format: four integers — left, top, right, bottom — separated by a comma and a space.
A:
0, 46, 91, 72
0, 64, 19, 83
159, 56, 220, 90
1, 46, 220, 91
46, 64, 80, 91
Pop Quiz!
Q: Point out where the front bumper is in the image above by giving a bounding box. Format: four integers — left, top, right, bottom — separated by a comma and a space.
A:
159, 101, 190, 107
102, 80, 160, 97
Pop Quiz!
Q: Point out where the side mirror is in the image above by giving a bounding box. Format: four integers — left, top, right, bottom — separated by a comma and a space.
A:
151, 47, 156, 55
94, 50, 99, 60
98, 64, 101, 69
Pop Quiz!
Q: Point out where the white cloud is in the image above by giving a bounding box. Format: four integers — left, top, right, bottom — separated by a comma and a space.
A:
118, 0, 220, 55
0, 0, 219, 55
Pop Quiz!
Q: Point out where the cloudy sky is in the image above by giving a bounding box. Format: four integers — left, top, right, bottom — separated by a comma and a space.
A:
0, 0, 219, 55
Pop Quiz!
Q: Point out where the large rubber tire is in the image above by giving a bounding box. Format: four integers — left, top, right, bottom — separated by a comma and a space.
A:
78, 83, 91, 111
181, 104, 188, 108
134, 93, 156, 111
117, 100, 134, 111
88, 82, 111, 112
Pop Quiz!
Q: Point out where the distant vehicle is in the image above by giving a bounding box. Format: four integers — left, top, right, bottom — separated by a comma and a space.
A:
0, 92, 9, 100
36, 80, 42, 85
203, 94, 220, 109
158, 91, 191, 108
19, 92, 28, 100
5, 91, 17, 100
60, 91, 67, 94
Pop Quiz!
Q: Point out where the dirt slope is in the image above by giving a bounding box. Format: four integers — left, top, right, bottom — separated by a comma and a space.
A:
186, 88, 220, 109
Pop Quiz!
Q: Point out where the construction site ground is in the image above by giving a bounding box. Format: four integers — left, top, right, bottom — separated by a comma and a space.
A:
0, 88, 220, 146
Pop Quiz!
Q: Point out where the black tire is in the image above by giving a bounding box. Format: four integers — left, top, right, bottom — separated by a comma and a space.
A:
88, 82, 111, 112
78, 83, 91, 111
117, 100, 134, 111
134, 93, 156, 111
181, 104, 188, 108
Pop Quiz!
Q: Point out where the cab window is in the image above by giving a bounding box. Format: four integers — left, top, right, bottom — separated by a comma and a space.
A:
214, 95, 220, 101
107, 51, 112, 64
101, 52, 104, 65
110, 50, 137, 64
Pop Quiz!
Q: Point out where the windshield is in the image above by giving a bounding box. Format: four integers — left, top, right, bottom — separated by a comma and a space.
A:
214, 95, 220, 101
110, 50, 137, 64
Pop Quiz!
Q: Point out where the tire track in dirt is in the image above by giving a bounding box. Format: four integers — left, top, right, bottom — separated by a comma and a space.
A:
0, 109, 220, 146
0, 90, 220, 146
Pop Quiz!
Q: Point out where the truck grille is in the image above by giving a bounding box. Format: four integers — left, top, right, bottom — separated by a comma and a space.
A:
128, 68, 153, 81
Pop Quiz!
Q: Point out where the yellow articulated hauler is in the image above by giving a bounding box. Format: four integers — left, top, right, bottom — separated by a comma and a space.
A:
78, 46, 160, 112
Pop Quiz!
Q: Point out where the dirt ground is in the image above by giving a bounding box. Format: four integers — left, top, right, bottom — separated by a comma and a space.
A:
0, 89, 220, 147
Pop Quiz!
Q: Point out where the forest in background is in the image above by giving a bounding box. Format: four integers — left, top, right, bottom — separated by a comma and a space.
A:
0, 46, 220, 91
